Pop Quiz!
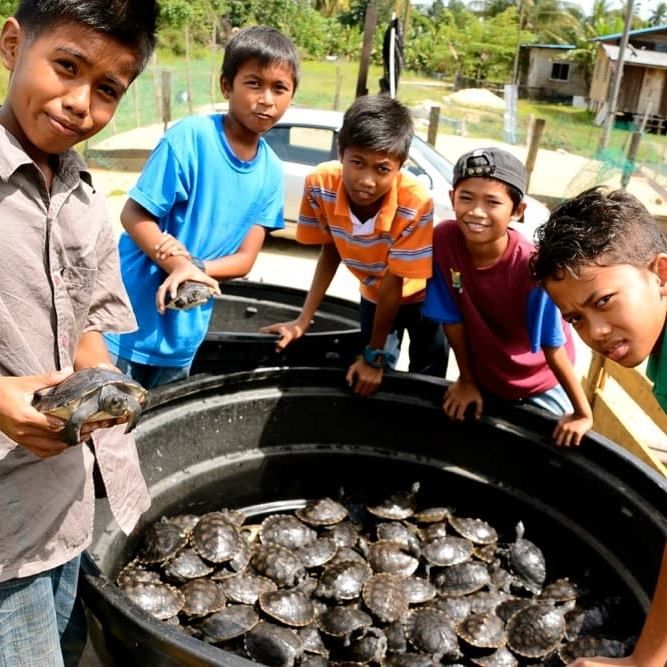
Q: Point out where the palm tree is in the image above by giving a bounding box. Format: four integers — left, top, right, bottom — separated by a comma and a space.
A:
649, 2, 667, 26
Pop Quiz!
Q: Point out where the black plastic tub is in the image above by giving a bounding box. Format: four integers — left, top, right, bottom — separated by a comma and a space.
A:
190, 280, 361, 374
80, 367, 667, 667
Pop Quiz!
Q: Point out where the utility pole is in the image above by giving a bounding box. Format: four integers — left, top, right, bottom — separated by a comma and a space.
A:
597, 0, 635, 152
511, 0, 526, 86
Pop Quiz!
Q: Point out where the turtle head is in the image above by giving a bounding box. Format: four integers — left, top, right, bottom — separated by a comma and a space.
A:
99, 385, 143, 433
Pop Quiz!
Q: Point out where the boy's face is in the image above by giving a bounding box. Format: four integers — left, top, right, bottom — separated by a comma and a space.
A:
339, 147, 402, 218
449, 177, 526, 247
545, 256, 667, 368
221, 58, 294, 137
0, 19, 139, 165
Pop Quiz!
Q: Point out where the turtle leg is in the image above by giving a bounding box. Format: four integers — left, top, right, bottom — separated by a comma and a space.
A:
63, 399, 96, 446
122, 396, 143, 434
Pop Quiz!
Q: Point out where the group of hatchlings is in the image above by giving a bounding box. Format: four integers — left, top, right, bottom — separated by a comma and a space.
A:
116, 484, 631, 666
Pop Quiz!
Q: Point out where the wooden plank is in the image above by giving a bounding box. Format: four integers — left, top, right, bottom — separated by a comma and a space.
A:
600, 359, 667, 433
592, 392, 667, 476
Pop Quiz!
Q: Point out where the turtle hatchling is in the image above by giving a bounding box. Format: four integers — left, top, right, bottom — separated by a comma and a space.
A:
506, 602, 567, 659
32, 367, 147, 446
165, 280, 216, 310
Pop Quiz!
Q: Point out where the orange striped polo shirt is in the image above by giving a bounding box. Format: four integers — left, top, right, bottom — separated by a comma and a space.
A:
296, 161, 434, 304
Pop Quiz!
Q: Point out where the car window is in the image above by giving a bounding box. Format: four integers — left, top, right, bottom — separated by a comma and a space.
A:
264, 125, 336, 166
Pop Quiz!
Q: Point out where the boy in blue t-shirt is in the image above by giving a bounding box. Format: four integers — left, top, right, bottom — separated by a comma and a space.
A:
423, 147, 592, 447
531, 186, 667, 667
105, 26, 300, 388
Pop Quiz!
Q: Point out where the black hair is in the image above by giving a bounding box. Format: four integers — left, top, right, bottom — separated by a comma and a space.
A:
221, 26, 300, 92
530, 186, 667, 283
337, 95, 413, 164
454, 176, 523, 213
14, 0, 159, 73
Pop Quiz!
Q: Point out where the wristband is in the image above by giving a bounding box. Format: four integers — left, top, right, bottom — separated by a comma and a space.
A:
362, 346, 386, 369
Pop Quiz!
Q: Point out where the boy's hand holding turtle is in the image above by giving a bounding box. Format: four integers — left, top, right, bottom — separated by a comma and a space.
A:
156, 258, 221, 314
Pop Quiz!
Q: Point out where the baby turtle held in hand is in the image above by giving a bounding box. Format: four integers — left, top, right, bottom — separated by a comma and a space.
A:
33, 367, 147, 446
165, 281, 216, 310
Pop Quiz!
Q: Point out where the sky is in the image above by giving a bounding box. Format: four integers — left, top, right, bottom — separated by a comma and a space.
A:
565, 0, 652, 20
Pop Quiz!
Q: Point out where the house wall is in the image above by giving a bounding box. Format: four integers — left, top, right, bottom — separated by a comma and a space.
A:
526, 48, 588, 99
588, 45, 667, 116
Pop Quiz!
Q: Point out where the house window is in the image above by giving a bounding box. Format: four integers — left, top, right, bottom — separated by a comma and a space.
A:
550, 62, 570, 81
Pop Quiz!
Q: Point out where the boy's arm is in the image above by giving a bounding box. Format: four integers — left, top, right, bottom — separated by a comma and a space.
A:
73, 331, 114, 370
260, 243, 341, 349
120, 199, 220, 302
155, 224, 266, 311
543, 345, 593, 447
443, 322, 484, 420
345, 271, 403, 397
568, 544, 667, 667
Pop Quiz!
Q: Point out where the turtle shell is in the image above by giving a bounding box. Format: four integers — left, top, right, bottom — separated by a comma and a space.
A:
448, 515, 498, 545
137, 519, 188, 565
506, 602, 566, 659
162, 548, 214, 583
222, 572, 277, 605
122, 580, 185, 620
191, 512, 243, 563
259, 590, 316, 627
421, 536, 474, 567
406, 608, 461, 661
165, 280, 213, 310
471, 647, 519, 667
295, 497, 348, 526
32, 367, 146, 445
179, 578, 226, 617
244, 620, 303, 667
316, 559, 372, 601
434, 560, 491, 597
361, 573, 409, 623
198, 605, 259, 643
317, 605, 373, 639
456, 612, 507, 649
367, 540, 420, 576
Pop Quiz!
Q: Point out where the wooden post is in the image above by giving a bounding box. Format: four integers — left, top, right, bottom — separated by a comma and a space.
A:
621, 131, 642, 188
524, 118, 545, 192
333, 65, 343, 111
355, 1, 377, 98
526, 113, 535, 146
427, 106, 440, 146
185, 24, 194, 115
132, 83, 140, 128
162, 70, 172, 134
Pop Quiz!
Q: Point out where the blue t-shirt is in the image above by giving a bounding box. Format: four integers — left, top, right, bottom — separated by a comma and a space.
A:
105, 114, 284, 367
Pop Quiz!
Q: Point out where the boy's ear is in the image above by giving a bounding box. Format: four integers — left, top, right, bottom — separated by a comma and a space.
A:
511, 200, 527, 220
220, 75, 231, 100
449, 189, 455, 207
653, 253, 667, 293
0, 18, 22, 71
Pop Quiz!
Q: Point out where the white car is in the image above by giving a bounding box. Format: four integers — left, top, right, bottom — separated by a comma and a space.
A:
263, 106, 550, 241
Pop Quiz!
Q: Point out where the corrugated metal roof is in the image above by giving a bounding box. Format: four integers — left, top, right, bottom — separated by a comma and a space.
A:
592, 24, 667, 42
602, 43, 667, 68
524, 43, 575, 50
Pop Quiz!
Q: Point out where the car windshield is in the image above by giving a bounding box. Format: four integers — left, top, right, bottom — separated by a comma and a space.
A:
409, 137, 454, 183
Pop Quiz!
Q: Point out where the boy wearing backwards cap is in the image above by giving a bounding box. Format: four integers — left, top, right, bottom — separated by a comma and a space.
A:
423, 147, 593, 446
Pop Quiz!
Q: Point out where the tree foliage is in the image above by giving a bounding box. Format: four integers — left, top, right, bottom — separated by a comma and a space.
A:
0, 0, 656, 85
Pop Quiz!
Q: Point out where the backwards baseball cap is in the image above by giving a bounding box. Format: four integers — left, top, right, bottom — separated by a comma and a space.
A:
452, 147, 527, 198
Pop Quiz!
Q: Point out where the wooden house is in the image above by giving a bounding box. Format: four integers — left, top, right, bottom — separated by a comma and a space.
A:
522, 44, 589, 103
589, 25, 667, 131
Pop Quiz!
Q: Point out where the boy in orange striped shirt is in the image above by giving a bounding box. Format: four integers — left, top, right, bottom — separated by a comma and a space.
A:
261, 95, 448, 395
